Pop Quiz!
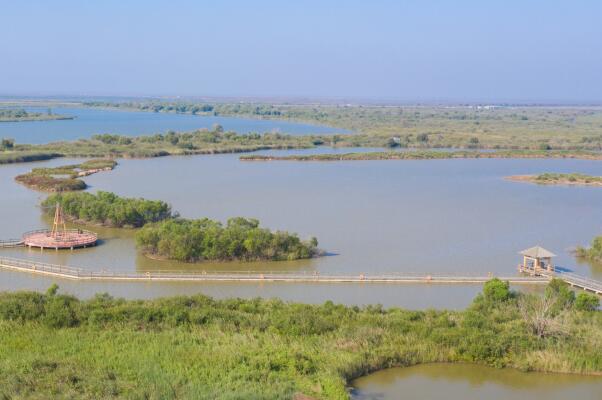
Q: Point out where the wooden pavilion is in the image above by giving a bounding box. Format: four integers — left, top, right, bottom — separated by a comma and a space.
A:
519, 246, 556, 275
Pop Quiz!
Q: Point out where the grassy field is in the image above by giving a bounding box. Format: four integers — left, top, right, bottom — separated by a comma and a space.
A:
0, 279, 599, 399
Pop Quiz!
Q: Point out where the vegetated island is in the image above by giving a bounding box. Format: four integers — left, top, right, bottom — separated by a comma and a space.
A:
4, 120, 602, 166
136, 217, 319, 262
239, 150, 602, 162
15, 159, 117, 192
83, 101, 602, 151
43, 192, 318, 262
0, 127, 325, 165
575, 236, 602, 263
42, 191, 174, 228
0, 108, 73, 122
0, 279, 599, 399
506, 173, 602, 187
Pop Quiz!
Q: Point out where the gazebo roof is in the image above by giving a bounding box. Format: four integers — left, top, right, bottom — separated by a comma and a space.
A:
519, 246, 556, 259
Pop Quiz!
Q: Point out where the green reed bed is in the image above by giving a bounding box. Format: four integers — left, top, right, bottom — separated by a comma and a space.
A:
0, 279, 599, 399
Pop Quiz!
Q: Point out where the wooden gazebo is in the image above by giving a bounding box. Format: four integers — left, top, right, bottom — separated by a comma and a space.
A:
518, 246, 556, 275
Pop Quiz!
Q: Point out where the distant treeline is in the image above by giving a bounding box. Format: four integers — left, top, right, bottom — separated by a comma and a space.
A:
136, 217, 318, 262
82, 101, 602, 151
0, 108, 73, 122
0, 125, 331, 165
239, 150, 602, 162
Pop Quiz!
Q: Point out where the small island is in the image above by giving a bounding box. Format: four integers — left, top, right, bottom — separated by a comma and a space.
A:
575, 236, 602, 263
42, 191, 318, 262
15, 159, 117, 192
0, 108, 74, 122
136, 217, 319, 262
506, 173, 602, 187
42, 191, 173, 228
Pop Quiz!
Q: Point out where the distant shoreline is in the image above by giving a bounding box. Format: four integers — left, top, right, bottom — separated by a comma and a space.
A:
239, 150, 602, 162
0, 116, 74, 122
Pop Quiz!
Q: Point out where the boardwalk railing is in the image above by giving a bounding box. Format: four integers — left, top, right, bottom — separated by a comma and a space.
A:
0, 239, 24, 248
0, 256, 551, 284
1, 256, 600, 294
541, 270, 602, 295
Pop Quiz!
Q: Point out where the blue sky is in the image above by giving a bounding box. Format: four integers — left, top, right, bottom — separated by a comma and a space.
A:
2, 0, 601, 102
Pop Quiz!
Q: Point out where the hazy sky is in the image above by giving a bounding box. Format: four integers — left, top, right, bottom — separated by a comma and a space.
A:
2, 0, 601, 102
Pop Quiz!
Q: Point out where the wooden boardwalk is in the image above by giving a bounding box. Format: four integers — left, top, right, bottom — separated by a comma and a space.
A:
0, 256, 552, 285
518, 264, 602, 295
0, 256, 600, 294
540, 270, 602, 295
0, 239, 24, 248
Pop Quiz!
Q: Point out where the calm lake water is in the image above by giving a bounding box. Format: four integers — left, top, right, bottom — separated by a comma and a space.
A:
0, 106, 348, 144
0, 150, 601, 308
351, 364, 602, 400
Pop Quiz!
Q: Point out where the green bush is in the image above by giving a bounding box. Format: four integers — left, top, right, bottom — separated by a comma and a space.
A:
545, 278, 575, 311
482, 278, 511, 303
575, 292, 600, 311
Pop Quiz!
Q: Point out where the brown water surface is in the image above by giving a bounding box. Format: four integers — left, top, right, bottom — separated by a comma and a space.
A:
1, 150, 601, 307
351, 364, 602, 400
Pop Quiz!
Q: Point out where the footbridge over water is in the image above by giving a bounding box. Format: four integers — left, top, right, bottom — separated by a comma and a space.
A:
0, 256, 599, 295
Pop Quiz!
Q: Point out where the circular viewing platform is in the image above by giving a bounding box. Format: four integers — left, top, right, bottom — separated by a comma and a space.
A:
22, 229, 97, 250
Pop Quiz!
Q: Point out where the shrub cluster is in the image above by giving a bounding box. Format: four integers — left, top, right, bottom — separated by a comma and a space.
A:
42, 191, 174, 228
136, 217, 318, 262
576, 236, 602, 263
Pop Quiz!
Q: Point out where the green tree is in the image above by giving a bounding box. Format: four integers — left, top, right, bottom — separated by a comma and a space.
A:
482, 278, 511, 303
574, 292, 600, 311
545, 278, 575, 311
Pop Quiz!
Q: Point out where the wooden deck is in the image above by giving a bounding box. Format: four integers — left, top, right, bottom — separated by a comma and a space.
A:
22, 229, 97, 250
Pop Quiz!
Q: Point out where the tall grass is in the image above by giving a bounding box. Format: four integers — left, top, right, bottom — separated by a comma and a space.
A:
0, 280, 599, 399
